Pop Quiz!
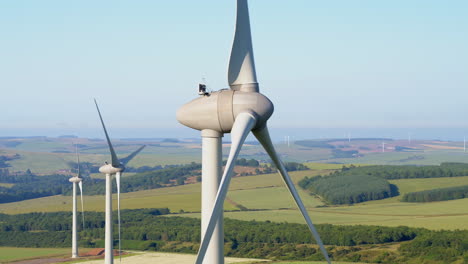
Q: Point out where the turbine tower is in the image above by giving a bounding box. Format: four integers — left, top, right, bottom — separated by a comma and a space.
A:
69, 146, 84, 258
177, 1, 331, 263
94, 100, 146, 264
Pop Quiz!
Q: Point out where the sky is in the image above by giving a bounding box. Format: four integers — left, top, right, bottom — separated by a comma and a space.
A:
0, 0, 467, 140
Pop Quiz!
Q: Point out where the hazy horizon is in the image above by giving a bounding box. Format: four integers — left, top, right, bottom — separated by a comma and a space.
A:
2, 127, 468, 142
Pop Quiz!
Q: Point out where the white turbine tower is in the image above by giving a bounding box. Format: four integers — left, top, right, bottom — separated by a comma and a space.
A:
94, 100, 146, 264
176, 1, 331, 263
69, 146, 84, 258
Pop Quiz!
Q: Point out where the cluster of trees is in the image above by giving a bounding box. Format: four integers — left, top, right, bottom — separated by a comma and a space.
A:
0, 154, 20, 168
223, 158, 260, 167
0, 210, 417, 247
331, 163, 468, 180
402, 185, 468, 203
399, 229, 468, 263
299, 174, 397, 204
0, 159, 310, 203
0, 173, 86, 203
4, 210, 468, 263
72, 163, 202, 195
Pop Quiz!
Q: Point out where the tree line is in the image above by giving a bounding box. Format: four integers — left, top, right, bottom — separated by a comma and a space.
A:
0, 159, 307, 203
2, 210, 468, 263
331, 162, 468, 180
402, 185, 468, 203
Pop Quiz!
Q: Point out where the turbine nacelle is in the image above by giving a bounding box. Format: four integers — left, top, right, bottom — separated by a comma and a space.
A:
69, 177, 83, 183
99, 164, 124, 175
176, 90, 273, 133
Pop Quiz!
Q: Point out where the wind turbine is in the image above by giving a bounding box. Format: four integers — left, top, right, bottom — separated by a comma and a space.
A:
176, 1, 331, 263
94, 100, 146, 264
69, 146, 84, 258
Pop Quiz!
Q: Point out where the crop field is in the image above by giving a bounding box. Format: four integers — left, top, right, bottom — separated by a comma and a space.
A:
0, 170, 325, 214
3, 166, 468, 230
174, 175, 468, 231
0, 183, 14, 188
0, 247, 70, 262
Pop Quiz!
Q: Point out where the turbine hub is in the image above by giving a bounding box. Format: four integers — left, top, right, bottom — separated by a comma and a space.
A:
99, 164, 124, 175
177, 90, 273, 133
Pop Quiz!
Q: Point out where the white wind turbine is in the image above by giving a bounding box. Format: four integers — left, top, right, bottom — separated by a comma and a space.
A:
94, 100, 146, 264
69, 146, 84, 258
176, 1, 331, 263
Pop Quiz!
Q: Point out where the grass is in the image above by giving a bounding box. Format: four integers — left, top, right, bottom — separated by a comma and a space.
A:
3, 169, 468, 230
4, 171, 468, 230
175, 176, 468, 231
0, 247, 70, 262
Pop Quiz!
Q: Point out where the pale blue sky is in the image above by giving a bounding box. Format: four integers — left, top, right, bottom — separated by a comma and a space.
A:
0, 1, 467, 138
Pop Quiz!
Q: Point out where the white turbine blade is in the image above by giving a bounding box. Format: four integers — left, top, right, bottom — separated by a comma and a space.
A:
195, 112, 257, 264
228, 0, 258, 90
253, 126, 331, 264
94, 99, 120, 168
115, 171, 122, 263
78, 181, 85, 230
75, 145, 82, 178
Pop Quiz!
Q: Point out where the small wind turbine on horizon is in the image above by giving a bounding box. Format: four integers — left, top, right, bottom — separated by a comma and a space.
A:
94, 100, 146, 264
69, 145, 84, 258
177, 1, 331, 263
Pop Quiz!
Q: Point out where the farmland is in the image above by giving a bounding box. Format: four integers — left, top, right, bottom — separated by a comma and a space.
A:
0, 247, 71, 262
3, 166, 468, 230
3, 136, 468, 263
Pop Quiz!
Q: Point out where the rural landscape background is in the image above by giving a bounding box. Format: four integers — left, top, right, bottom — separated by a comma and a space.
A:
2, 136, 468, 263
1, 0, 467, 263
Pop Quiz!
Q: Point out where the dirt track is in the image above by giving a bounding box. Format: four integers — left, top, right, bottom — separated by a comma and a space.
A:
77, 252, 268, 264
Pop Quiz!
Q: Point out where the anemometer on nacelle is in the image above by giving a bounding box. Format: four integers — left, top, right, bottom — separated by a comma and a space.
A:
198, 83, 209, 96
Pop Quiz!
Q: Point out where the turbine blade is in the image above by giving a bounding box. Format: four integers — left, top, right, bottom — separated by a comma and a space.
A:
75, 144, 81, 178
253, 126, 331, 264
78, 181, 85, 230
196, 112, 257, 264
94, 99, 120, 168
115, 171, 122, 263
228, 0, 258, 91
120, 145, 146, 166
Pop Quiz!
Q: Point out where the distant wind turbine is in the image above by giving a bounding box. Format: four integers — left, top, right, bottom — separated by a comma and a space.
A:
69, 145, 84, 258
94, 100, 146, 264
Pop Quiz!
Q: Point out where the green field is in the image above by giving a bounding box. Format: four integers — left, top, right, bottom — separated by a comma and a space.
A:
0, 247, 70, 262
4, 167, 468, 230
